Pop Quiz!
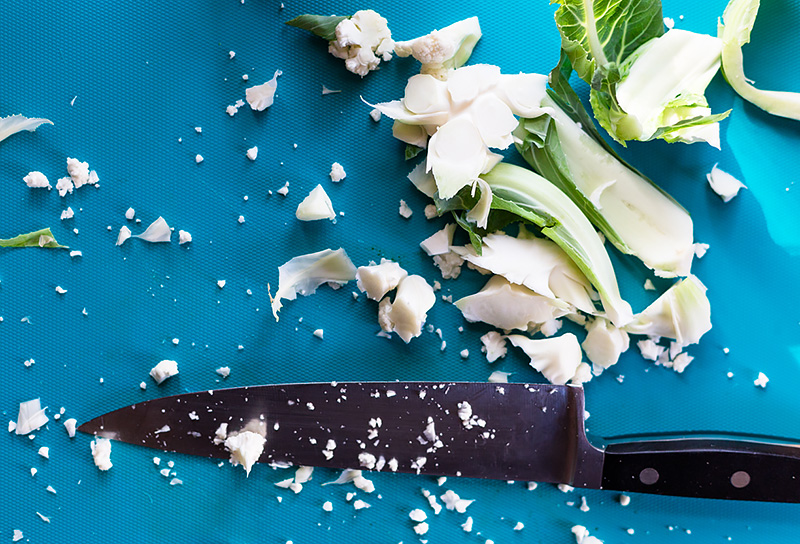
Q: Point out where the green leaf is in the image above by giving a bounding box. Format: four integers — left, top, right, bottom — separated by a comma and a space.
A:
453, 212, 484, 255
0, 228, 67, 248
285, 14, 349, 41
404, 144, 424, 161
552, 0, 664, 84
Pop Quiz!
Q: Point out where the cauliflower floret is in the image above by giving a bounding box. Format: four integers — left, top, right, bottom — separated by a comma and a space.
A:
328, 10, 394, 77
394, 17, 482, 80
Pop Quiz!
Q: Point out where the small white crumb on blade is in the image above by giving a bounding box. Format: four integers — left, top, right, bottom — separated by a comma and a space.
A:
90, 437, 112, 470
707, 163, 746, 202
224, 431, 266, 476
398, 199, 413, 218
150, 360, 179, 384
246, 146, 258, 161
329, 162, 346, 182
754, 372, 769, 388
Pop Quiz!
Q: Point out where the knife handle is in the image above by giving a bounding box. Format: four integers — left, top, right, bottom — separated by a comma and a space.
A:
601, 437, 800, 502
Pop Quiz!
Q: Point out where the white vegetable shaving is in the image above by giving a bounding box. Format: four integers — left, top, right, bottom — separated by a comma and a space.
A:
706, 163, 746, 202
246, 70, 282, 111
14, 398, 49, 435
270, 248, 357, 320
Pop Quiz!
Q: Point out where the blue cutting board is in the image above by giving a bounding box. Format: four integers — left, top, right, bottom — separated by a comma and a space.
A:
2, 0, 800, 542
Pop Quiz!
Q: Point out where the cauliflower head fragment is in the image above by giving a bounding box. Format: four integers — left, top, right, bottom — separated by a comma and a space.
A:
328, 10, 394, 77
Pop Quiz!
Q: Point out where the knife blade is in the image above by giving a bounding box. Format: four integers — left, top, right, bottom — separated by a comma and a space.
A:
78, 382, 800, 502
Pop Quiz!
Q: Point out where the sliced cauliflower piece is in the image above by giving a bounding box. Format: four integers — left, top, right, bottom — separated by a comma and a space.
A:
270, 248, 357, 320
296, 184, 336, 221
506, 333, 584, 385
581, 317, 630, 371
455, 276, 571, 332
378, 275, 435, 343
224, 431, 266, 477
356, 259, 408, 301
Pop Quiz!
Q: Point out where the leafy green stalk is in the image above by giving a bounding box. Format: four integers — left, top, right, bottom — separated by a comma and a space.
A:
0, 228, 67, 248
718, 0, 800, 121
514, 54, 696, 278
285, 14, 349, 41
480, 163, 633, 327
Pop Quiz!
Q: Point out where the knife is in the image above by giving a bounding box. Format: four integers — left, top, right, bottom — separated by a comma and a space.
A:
79, 382, 800, 502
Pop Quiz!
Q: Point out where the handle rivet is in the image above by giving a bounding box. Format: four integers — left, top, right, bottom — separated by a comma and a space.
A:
639, 467, 659, 485
730, 470, 751, 488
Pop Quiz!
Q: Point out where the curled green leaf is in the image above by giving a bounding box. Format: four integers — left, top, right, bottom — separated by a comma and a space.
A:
0, 228, 67, 248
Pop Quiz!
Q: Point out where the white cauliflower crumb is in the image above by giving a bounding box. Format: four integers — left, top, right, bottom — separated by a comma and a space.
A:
246, 146, 258, 161
216, 366, 230, 378
195, 154, 204, 164
90, 437, 112, 471
150, 360, 179, 384
329, 162, 346, 182
413, 522, 429, 535
409, 509, 427, 522
179, 230, 192, 244
754, 372, 769, 388
398, 199, 413, 218
24, 171, 50, 188
572, 525, 604, 544
370, 108, 381, 122
480, 331, 507, 363
224, 431, 266, 476
63, 418, 77, 437
322, 501, 333, 511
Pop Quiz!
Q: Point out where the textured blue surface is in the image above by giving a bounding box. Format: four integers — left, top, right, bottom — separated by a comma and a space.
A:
2, 0, 800, 542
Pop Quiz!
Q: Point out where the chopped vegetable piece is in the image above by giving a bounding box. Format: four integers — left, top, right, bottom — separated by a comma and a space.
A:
150, 360, 179, 384
296, 184, 336, 221
719, 0, 800, 121
706, 163, 747, 202
516, 58, 696, 277
455, 276, 571, 332
270, 248, 357, 320
91, 437, 113, 471
506, 333, 585, 385
135, 217, 171, 242
377, 275, 435, 342
356, 259, 408, 301
623, 275, 711, 347
0, 228, 66, 248
0, 114, 52, 144
14, 399, 49, 435
478, 164, 634, 326
246, 70, 282, 111
224, 431, 266, 476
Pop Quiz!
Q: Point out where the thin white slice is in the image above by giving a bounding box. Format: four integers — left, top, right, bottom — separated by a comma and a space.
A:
135, 217, 171, 242
270, 248, 357, 320
706, 163, 746, 202
506, 333, 584, 385
246, 70, 282, 111
0, 114, 52, 144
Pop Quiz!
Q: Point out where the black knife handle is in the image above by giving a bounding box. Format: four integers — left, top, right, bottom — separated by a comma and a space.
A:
601, 438, 800, 502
